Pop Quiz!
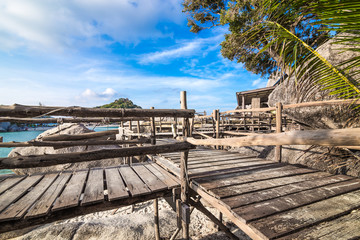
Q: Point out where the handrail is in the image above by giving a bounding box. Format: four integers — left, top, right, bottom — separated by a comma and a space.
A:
185, 128, 360, 148
220, 99, 360, 115
0, 116, 148, 123
0, 142, 195, 169
0, 104, 195, 118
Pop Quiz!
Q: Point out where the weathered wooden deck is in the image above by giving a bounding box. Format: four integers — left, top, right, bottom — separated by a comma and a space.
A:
153, 148, 360, 240
0, 162, 179, 233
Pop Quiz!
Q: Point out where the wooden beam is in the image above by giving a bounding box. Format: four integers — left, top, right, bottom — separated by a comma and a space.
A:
189, 198, 239, 240
185, 128, 360, 148
221, 99, 360, 115
0, 139, 151, 148
41, 130, 118, 141
0, 142, 195, 169
0, 117, 147, 123
0, 104, 195, 118
275, 102, 283, 162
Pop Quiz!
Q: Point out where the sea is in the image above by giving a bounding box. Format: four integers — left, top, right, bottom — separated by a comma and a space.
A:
0, 126, 119, 175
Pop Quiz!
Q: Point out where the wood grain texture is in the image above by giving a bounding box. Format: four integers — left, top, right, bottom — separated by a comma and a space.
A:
118, 165, 150, 197
0, 176, 25, 195
104, 168, 128, 201
250, 189, 360, 239
143, 162, 179, 188
222, 174, 349, 209
236, 179, 360, 222
0, 175, 43, 213
52, 170, 88, 211
81, 169, 104, 206
279, 209, 360, 240
131, 164, 167, 192
0, 174, 58, 221
26, 173, 71, 218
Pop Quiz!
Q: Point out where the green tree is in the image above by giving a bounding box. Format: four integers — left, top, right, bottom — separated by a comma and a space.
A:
97, 98, 142, 109
183, 0, 330, 77
184, 0, 360, 100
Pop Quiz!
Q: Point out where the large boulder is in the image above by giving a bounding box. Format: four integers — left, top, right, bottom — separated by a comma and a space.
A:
10, 123, 123, 175
264, 34, 360, 176
268, 34, 360, 129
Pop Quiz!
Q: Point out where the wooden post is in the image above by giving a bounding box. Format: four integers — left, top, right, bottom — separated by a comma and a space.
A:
242, 95, 245, 109
180, 91, 190, 239
181, 91, 189, 137
154, 198, 160, 240
275, 102, 283, 162
0, 136, 2, 143
136, 120, 141, 136
180, 150, 190, 239
150, 107, 156, 145
214, 109, 220, 149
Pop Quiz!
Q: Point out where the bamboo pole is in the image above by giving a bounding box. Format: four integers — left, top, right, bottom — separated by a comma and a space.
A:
0, 104, 195, 118
185, 128, 360, 148
0, 142, 194, 169
275, 102, 283, 162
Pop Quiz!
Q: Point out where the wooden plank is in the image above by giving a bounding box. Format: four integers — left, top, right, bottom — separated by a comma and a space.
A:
211, 172, 332, 199
81, 169, 104, 206
196, 165, 316, 189
250, 189, 360, 239
118, 165, 150, 197
144, 162, 179, 188
104, 167, 128, 201
236, 179, 360, 222
189, 160, 275, 174
279, 209, 360, 240
187, 158, 269, 170
222, 174, 350, 209
189, 163, 283, 179
52, 170, 88, 211
0, 176, 25, 195
131, 164, 167, 192
25, 173, 71, 218
152, 155, 180, 177
0, 174, 58, 221
173, 156, 261, 166
0, 175, 43, 213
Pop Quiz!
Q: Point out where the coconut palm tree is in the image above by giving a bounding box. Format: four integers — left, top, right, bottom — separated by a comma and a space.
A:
240, 0, 360, 101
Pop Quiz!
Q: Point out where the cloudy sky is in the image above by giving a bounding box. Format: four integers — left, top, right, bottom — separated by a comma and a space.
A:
0, 0, 266, 112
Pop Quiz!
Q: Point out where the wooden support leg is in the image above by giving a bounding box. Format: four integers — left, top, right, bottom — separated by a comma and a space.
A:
189, 199, 239, 240
154, 198, 160, 240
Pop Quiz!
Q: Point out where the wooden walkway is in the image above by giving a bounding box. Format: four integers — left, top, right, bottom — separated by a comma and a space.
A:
0, 162, 179, 233
154, 148, 360, 240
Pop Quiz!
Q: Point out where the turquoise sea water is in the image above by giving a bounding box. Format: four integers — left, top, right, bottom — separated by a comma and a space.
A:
0, 130, 45, 174
0, 126, 118, 174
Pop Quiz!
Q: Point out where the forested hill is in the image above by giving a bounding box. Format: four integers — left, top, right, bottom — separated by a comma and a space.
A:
97, 98, 142, 109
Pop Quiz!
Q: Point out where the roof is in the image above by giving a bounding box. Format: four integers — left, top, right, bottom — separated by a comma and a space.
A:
236, 86, 276, 106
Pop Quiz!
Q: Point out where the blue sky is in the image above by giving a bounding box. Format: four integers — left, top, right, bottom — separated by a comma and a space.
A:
0, 0, 267, 113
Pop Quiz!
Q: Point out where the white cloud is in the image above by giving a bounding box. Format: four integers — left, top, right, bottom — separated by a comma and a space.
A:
138, 34, 224, 64
0, 0, 184, 51
77, 88, 118, 101
251, 78, 267, 88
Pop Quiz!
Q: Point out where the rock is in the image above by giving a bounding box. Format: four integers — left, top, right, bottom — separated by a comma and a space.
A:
9, 123, 123, 175
8, 124, 20, 132
265, 34, 360, 176
0, 199, 251, 240
0, 122, 11, 132
268, 33, 360, 129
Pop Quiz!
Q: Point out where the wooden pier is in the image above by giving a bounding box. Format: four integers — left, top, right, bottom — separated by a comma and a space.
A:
0, 162, 179, 233
154, 147, 360, 240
